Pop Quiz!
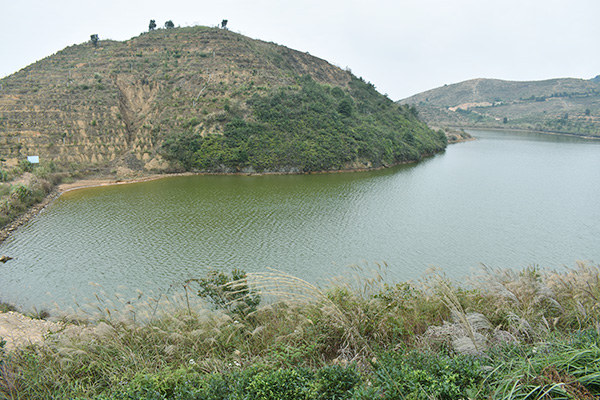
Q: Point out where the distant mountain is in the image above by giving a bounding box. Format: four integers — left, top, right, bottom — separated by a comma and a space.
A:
399, 78, 600, 137
0, 26, 445, 173
591, 75, 600, 83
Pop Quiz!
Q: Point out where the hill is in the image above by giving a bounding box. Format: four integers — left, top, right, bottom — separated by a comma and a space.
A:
399, 77, 600, 137
0, 26, 446, 174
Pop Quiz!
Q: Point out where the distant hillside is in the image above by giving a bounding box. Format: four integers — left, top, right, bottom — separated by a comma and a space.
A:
0, 26, 445, 174
399, 77, 600, 137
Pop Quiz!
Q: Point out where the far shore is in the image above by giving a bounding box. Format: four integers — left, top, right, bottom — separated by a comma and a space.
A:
454, 125, 600, 140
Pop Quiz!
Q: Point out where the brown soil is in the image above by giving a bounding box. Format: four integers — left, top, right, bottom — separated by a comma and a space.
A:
0, 311, 62, 351
56, 173, 183, 193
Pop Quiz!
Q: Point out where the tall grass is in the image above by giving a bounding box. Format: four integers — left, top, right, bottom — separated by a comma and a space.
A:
1, 263, 600, 399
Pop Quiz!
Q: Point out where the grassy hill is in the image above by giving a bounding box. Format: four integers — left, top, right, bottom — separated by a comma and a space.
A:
0, 26, 446, 175
399, 77, 600, 137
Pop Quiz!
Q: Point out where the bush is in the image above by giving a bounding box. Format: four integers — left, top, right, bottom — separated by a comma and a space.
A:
313, 364, 361, 399
246, 368, 312, 400
362, 349, 483, 399
11, 184, 32, 202
161, 75, 446, 172
18, 160, 33, 173
194, 269, 261, 317
107, 365, 361, 400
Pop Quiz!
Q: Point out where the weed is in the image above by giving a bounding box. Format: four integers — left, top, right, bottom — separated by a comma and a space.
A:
1, 265, 600, 398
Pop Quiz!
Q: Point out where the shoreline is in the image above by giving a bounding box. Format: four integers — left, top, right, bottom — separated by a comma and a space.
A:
451, 125, 600, 140
0, 135, 470, 247
0, 157, 437, 245
447, 136, 476, 144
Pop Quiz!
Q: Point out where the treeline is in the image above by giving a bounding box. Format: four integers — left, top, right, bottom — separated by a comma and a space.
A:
161, 76, 447, 172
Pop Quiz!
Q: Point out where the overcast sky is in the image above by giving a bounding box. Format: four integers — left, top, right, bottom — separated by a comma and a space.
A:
1, 0, 599, 100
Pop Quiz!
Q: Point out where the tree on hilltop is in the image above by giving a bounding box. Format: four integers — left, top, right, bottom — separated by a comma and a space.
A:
165, 20, 175, 29
149, 19, 157, 31
90, 34, 99, 47
221, 19, 228, 29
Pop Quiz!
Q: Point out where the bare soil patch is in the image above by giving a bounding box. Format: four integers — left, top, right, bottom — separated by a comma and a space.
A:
0, 312, 62, 352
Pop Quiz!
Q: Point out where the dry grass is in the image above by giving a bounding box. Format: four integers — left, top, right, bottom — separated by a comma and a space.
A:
2, 263, 600, 398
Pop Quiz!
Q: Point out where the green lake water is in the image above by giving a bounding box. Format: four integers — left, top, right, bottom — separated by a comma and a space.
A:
1, 129, 599, 309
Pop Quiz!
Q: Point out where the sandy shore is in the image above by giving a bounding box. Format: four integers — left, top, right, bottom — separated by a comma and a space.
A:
56, 172, 193, 193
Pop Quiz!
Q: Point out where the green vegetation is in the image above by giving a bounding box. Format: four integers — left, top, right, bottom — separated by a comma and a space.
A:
161, 76, 446, 172
0, 161, 66, 228
90, 34, 99, 48
2, 263, 600, 399
0, 301, 18, 313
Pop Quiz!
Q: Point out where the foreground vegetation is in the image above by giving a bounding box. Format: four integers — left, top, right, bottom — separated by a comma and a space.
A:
2, 263, 600, 399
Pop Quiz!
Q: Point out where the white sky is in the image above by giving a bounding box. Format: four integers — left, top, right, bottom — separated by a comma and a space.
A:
1, 0, 599, 100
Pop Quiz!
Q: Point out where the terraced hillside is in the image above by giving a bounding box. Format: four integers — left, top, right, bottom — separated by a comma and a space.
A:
0, 26, 445, 173
399, 78, 600, 137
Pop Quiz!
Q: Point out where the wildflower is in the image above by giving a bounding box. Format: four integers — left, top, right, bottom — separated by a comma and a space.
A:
189, 359, 196, 365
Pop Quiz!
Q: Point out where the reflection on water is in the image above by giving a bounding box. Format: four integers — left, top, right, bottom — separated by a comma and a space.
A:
1, 130, 599, 309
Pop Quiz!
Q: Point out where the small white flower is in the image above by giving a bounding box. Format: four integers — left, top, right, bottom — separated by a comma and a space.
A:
189, 359, 196, 365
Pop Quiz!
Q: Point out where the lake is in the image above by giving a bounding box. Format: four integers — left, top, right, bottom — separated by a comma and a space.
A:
1, 129, 599, 309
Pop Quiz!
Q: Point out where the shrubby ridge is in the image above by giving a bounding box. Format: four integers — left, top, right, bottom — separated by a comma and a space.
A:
162, 75, 446, 172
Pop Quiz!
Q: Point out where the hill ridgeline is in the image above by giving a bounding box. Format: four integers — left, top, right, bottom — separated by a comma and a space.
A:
399, 77, 600, 137
0, 26, 446, 174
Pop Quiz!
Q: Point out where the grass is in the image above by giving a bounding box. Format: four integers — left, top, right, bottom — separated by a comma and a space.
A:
1, 263, 600, 399
0, 302, 17, 313
0, 161, 81, 229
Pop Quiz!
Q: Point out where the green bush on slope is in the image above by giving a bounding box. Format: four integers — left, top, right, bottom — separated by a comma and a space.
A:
161, 75, 447, 172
